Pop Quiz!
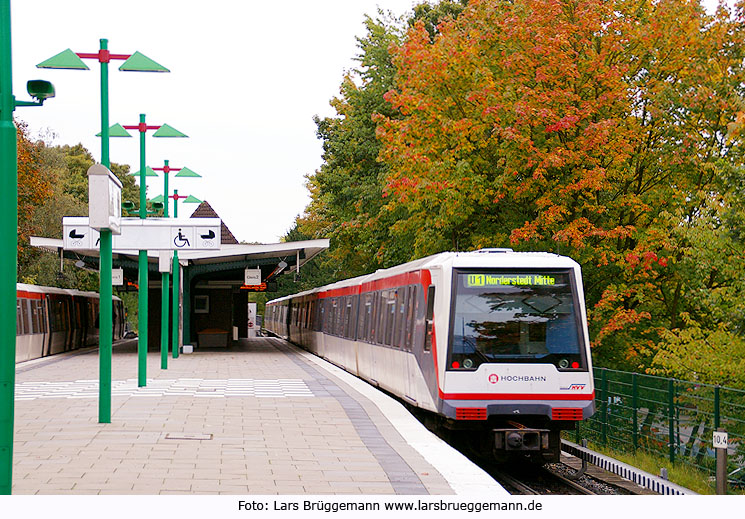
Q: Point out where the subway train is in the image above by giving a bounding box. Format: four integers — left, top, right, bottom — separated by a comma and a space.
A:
16, 283, 125, 363
265, 249, 595, 462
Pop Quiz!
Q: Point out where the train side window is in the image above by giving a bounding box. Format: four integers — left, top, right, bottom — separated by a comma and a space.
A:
339, 297, 346, 337
349, 296, 355, 339
368, 292, 380, 344
374, 291, 384, 344
22, 299, 31, 335
394, 288, 405, 348
360, 294, 369, 342
16, 298, 23, 335
405, 286, 415, 349
31, 300, 41, 334
424, 285, 435, 352
385, 293, 396, 346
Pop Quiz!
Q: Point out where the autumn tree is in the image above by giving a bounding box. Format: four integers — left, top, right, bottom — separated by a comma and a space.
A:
372, 0, 745, 376
16, 121, 52, 254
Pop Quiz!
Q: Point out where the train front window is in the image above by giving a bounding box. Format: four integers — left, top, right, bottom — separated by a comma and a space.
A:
449, 270, 586, 371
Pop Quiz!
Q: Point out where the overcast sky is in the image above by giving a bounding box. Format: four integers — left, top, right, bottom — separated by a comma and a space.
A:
11, 1, 724, 244
10, 0, 418, 244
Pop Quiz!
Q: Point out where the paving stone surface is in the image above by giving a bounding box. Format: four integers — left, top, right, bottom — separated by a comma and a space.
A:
12, 338, 455, 495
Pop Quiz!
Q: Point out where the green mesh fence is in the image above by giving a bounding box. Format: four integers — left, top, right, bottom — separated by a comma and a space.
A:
576, 368, 745, 487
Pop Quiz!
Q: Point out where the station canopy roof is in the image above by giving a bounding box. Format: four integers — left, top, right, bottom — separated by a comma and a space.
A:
29, 201, 328, 289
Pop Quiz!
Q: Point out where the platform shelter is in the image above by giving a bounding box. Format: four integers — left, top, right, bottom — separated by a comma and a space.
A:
30, 201, 328, 351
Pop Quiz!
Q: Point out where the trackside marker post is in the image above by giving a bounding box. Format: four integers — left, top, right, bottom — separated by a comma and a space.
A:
714, 429, 728, 495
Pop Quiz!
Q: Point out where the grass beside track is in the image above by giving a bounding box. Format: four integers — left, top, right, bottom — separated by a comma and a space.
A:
565, 436, 745, 495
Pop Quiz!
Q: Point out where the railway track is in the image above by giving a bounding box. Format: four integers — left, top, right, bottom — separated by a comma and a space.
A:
489, 465, 597, 495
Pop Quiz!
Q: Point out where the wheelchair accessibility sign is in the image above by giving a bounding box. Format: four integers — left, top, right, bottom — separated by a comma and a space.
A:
172, 227, 194, 248
62, 217, 221, 251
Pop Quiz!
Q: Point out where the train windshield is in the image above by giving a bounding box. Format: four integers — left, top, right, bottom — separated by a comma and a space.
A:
449, 270, 587, 371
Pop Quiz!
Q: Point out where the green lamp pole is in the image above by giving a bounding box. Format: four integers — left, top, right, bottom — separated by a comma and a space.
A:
38, 40, 168, 421
0, 0, 55, 495
169, 191, 201, 358
152, 162, 200, 366
118, 117, 187, 386
0, 2, 14, 494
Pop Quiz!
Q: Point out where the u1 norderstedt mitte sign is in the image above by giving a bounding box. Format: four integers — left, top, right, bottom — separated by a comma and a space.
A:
63, 217, 221, 251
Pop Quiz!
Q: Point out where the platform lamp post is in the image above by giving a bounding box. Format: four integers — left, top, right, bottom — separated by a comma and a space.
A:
169, 191, 202, 359
151, 161, 200, 369
37, 39, 169, 423
112, 116, 187, 387
1, 0, 57, 495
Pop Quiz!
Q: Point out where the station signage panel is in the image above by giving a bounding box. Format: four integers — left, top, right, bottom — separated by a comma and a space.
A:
87, 164, 122, 234
245, 268, 262, 285
63, 217, 221, 251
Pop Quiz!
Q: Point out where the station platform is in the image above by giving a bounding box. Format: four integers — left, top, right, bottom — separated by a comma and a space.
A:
12, 337, 505, 495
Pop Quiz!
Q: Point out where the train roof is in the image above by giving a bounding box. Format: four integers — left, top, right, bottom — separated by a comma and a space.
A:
17, 283, 122, 301
267, 249, 580, 304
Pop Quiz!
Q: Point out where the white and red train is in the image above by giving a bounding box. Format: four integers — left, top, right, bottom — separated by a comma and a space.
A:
265, 249, 595, 462
16, 283, 125, 363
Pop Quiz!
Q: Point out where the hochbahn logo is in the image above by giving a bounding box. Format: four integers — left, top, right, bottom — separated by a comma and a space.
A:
490, 374, 548, 383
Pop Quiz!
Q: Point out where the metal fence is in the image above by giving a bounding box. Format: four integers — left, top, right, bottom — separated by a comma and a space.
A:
576, 368, 745, 486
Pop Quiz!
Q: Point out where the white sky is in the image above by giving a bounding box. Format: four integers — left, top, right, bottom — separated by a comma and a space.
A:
10, 0, 418, 244
11, 0, 724, 244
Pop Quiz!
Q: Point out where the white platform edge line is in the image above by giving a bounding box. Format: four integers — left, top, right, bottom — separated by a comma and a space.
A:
289, 344, 507, 496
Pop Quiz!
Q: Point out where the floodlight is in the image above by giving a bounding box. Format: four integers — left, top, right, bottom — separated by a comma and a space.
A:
26, 80, 55, 102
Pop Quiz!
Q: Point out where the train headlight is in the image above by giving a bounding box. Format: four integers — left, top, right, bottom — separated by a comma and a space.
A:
463, 358, 474, 369
558, 358, 569, 369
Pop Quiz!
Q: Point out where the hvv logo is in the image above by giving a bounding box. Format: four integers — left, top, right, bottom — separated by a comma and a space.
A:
560, 383, 586, 391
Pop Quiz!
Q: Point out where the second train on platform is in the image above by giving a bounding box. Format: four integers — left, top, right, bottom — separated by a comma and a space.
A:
265, 249, 595, 462
16, 283, 125, 363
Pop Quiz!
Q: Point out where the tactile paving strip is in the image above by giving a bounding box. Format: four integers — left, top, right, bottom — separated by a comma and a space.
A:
14, 378, 315, 400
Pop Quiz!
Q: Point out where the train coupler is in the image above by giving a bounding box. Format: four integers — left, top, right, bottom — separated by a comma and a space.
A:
493, 428, 550, 452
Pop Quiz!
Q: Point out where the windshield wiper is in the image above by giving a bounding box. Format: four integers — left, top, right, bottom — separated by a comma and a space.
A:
462, 336, 492, 364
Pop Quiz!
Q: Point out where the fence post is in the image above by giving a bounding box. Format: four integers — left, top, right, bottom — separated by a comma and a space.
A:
601, 368, 608, 446
714, 385, 720, 430
668, 378, 675, 464
632, 372, 638, 452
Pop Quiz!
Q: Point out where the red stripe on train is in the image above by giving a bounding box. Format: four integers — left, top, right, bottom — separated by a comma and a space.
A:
440, 390, 595, 401
17, 291, 44, 300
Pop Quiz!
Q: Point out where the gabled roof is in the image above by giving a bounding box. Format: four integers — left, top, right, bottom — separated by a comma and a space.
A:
189, 201, 238, 244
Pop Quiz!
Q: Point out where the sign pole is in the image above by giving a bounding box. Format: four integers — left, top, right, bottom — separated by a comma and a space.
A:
0, 0, 17, 494
98, 38, 112, 424
172, 190, 180, 359
160, 163, 170, 369
137, 114, 148, 387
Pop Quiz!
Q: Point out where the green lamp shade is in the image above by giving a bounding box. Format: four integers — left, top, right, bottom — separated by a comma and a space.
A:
174, 167, 201, 178
37, 49, 89, 70
184, 195, 202, 203
153, 123, 188, 138
131, 166, 158, 177
150, 194, 165, 204
96, 123, 132, 138
119, 51, 170, 72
